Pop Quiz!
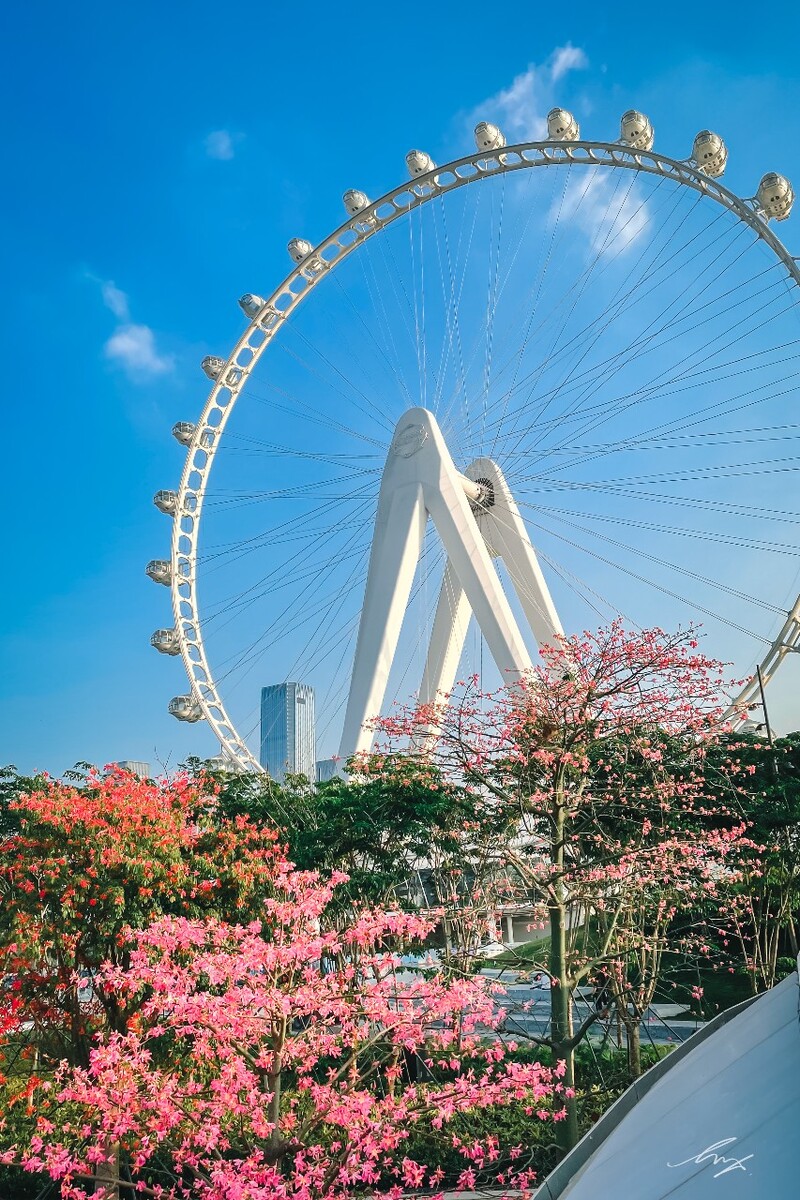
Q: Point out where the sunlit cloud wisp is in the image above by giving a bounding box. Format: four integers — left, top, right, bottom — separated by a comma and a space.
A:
104, 323, 174, 378
467, 44, 589, 142
204, 129, 240, 160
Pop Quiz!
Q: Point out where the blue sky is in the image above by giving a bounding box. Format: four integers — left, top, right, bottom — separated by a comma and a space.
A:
3, 0, 800, 775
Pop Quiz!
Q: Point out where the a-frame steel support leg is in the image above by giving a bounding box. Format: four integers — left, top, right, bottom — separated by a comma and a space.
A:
339, 408, 562, 760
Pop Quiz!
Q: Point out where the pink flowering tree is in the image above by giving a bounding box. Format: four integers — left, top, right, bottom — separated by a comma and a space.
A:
3, 858, 566, 1200
365, 622, 752, 1151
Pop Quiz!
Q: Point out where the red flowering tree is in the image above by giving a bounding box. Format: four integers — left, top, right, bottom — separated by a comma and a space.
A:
0, 768, 285, 1069
365, 621, 752, 1151
2, 863, 565, 1200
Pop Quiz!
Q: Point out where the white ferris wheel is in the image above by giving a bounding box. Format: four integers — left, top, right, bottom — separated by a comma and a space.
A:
146, 107, 800, 773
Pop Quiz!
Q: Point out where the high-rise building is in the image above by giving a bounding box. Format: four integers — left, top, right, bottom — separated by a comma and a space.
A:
115, 760, 150, 778
260, 682, 316, 781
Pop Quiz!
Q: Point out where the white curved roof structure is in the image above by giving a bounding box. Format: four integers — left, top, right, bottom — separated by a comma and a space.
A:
538, 964, 799, 1197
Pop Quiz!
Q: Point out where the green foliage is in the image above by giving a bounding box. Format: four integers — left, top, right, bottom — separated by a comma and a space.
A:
197, 754, 475, 912
401, 1042, 672, 1186
0, 766, 48, 839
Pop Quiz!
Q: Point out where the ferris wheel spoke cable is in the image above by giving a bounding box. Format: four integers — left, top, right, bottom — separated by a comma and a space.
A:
408, 192, 426, 408
205, 545, 371, 645
445, 163, 590, 454
225, 502, 447, 697
201, 516, 372, 569
498, 409, 800, 463
374, 223, 425, 378
273, 334, 396, 436
521, 344, 800, 472
495, 286, 800, 485
219, 441, 381, 465
245, 380, 387, 449
308, 275, 412, 420
552, 246, 784, 431
536, 545, 632, 624
487, 196, 741, 442
203, 504, 374, 627
199, 494, 376, 574
279, 335, 396, 435
491, 168, 649, 449
477, 175, 703, 449
433, 179, 505, 428
236, 538, 446, 748
482, 158, 575, 420
522, 516, 772, 648
528, 479, 800, 523
332, 269, 414, 411
511, 172, 648, 430
315, 626, 362, 745
532, 501, 800, 556
522, 503, 785, 615
479, 297, 795, 457
515, 450, 800, 490
479, 168, 507, 451
429, 198, 465, 417
523, 245, 773, 454
466, 159, 548, 448
213, 540, 373, 689
430, 189, 482, 440
508, 363, 800, 490
203, 465, 382, 505
493, 221, 765, 461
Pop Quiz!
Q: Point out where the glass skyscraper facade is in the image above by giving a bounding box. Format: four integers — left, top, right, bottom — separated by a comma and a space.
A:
260, 682, 316, 781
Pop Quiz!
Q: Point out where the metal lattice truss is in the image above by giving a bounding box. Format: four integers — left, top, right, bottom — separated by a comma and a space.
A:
149, 129, 800, 772
724, 595, 800, 729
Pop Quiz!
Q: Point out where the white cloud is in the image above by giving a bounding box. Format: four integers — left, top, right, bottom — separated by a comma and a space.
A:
204, 129, 240, 160
104, 324, 174, 378
558, 170, 649, 254
550, 44, 588, 83
101, 280, 130, 320
94, 276, 174, 381
468, 44, 589, 141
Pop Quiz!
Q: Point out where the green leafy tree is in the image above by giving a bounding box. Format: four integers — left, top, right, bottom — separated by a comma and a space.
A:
197, 754, 478, 918
707, 731, 800, 991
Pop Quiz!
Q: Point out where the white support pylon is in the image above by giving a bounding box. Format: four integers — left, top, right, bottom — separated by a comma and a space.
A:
419, 456, 563, 707
339, 408, 562, 761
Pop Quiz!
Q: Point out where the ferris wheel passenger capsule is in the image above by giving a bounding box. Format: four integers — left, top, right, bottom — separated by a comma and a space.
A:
343, 190, 371, 216
619, 110, 654, 151
547, 108, 580, 141
150, 628, 181, 655
757, 173, 795, 221
238, 294, 265, 319
172, 421, 195, 446
288, 238, 314, 262
145, 559, 172, 586
474, 122, 506, 152
168, 695, 203, 723
201, 355, 225, 381
153, 490, 178, 516
692, 130, 727, 177
406, 150, 436, 176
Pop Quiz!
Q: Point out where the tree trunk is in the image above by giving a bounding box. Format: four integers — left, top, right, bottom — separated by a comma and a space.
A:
549, 790, 579, 1155
95, 1140, 120, 1199
549, 900, 578, 1154
625, 1017, 642, 1079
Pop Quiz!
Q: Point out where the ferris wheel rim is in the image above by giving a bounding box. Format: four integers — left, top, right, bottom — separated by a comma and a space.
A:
164, 134, 800, 772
